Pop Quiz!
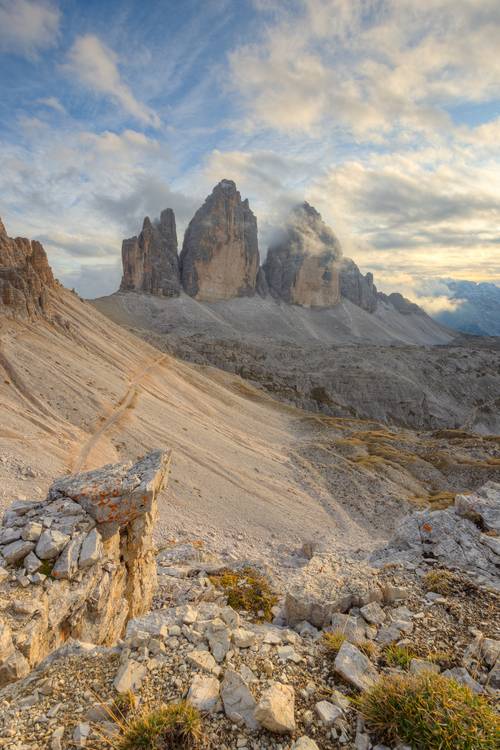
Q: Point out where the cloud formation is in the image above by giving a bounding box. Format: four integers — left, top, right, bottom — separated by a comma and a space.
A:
0, 0, 60, 57
64, 35, 160, 128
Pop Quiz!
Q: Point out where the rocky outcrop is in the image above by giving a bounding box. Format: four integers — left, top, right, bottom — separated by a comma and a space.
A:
263, 203, 342, 307
180, 180, 259, 301
0, 450, 170, 686
121, 209, 180, 297
0, 218, 55, 318
378, 291, 424, 315
339, 258, 378, 313
371, 482, 500, 589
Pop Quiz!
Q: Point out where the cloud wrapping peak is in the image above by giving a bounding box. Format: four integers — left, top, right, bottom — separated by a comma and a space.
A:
0, 0, 60, 56
64, 34, 160, 128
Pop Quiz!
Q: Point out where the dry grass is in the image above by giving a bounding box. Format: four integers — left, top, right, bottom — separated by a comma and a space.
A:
323, 631, 346, 656
357, 672, 499, 750
384, 644, 416, 670
208, 567, 278, 622
113, 701, 205, 750
424, 569, 461, 595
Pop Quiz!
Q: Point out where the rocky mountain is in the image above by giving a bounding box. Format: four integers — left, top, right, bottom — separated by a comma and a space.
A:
180, 179, 259, 301
0, 218, 55, 318
264, 203, 342, 307
120, 208, 180, 297
432, 279, 500, 336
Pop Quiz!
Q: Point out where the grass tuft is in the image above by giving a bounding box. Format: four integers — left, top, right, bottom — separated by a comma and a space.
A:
423, 568, 459, 595
384, 644, 416, 670
323, 630, 346, 656
208, 567, 277, 622
115, 701, 204, 750
357, 672, 499, 750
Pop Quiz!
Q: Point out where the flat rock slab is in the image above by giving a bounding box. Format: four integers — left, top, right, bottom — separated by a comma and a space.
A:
334, 642, 378, 691
48, 450, 171, 526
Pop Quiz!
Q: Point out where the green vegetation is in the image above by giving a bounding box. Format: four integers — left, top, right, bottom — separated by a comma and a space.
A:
384, 644, 416, 670
322, 630, 346, 656
116, 702, 203, 750
424, 568, 460, 595
357, 672, 499, 750
208, 566, 278, 622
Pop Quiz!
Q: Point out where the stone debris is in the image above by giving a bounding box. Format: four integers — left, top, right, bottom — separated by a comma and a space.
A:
372, 483, 500, 589
187, 674, 222, 712
220, 668, 258, 729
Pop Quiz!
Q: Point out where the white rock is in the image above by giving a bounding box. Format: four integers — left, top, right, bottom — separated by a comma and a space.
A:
334, 642, 378, 691
2, 539, 35, 564
220, 605, 240, 628
292, 738, 320, 750
35, 529, 70, 560
79, 528, 103, 569
232, 627, 255, 648
187, 650, 217, 673
315, 700, 343, 725
263, 630, 282, 645
187, 674, 222, 712
360, 601, 386, 625
207, 619, 230, 662
277, 645, 302, 663
0, 527, 21, 545
50, 726, 64, 750
221, 668, 258, 729
113, 659, 147, 693
73, 722, 90, 747
52, 534, 85, 579
21, 521, 43, 542
254, 682, 295, 733
24, 551, 42, 574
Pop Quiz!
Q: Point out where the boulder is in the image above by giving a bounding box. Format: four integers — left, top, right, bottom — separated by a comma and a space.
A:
264, 203, 342, 307
180, 180, 259, 301
254, 682, 295, 733
120, 209, 180, 297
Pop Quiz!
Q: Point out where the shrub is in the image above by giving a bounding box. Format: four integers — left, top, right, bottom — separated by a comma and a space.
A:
357, 672, 499, 750
384, 644, 415, 670
208, 567, 277, 622
116, 701, 203, 750
423, 568, 458, 595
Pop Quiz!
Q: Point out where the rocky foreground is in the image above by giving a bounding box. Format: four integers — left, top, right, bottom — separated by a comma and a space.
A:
0, 454, 498, 750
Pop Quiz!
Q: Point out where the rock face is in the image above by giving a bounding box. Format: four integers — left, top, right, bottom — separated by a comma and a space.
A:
121, 209, 180, 297
371, 482, 500, 589
180, 180, 259, 301
0, 450, 170, 686
339, 258, 378, 313
264, 203, 342, 307
0, 218, 55, 318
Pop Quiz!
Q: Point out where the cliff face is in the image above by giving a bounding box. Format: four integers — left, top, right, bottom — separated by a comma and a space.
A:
121, 209, 180, 297
180, 180, 259, 301
0, 218, 55, 318
339, 258, 378, 313
263, 203, 342, 307
0, 450, 170, 687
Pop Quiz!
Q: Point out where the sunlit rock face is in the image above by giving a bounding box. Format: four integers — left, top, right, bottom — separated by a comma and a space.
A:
121, 209, 180, 297
180, 180, 260, 302
263, 203, 342, 308
0, 218, 55, 318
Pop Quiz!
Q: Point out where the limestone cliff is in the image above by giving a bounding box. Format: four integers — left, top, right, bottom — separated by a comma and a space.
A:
0, 218, 55, 318
180, 180, 259, 301
339, 258, 378, 313
263, 203, 342, 307
121, 209, 180, 297
0, 450, 170, 686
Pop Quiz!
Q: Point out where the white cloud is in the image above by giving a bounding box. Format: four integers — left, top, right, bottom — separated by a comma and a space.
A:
36, 96, 66, 114
0, 0, 60, 57
64, 35, 160, 128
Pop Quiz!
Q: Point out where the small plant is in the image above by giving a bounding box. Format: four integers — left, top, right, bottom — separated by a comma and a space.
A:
38, 559, 54, 577
208, 567, 277, 622
357, 672, 499, 750
384, 644, 415, 670
323, 630, 346, 656
115, 701, 204, 750
358, 640, 378, 659
111, 691, 138, 720
423, 568, 457, 595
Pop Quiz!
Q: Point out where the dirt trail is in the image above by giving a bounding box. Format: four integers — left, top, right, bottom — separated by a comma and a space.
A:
71, 355, 167, 473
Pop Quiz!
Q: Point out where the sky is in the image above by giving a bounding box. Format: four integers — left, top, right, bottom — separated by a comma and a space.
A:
0, 0, 499, 308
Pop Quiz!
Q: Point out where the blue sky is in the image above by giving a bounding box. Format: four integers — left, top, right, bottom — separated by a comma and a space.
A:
0, 0, 499, 308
